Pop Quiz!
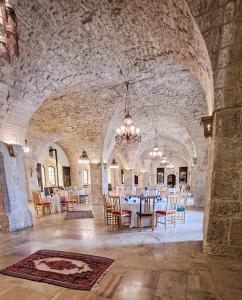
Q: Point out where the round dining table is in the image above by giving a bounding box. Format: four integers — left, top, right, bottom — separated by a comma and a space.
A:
121, 197, 166, 228
44, 195, 62, 213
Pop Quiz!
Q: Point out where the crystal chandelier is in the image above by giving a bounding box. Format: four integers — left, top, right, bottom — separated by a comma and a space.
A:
160, 156, 169, 165
149, 132, 162, 160
160, 141, 169, 165
149, 144, 163, 160
0, 0, 19, 63
166, 162, 174, 169
78, 150, 89, 164
115, 82, 141, 146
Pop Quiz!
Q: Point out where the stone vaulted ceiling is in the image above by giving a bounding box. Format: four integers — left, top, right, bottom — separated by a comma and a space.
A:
0, 0, 213, 165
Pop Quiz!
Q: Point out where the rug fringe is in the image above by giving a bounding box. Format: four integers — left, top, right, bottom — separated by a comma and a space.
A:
91, 264, 113, 293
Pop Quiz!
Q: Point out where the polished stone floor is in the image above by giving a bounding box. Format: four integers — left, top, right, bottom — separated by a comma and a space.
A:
0, 204, 242, 299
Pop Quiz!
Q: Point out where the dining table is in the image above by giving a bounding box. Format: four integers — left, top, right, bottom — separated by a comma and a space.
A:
121, 196, 167, 228
44, 195, 62, 213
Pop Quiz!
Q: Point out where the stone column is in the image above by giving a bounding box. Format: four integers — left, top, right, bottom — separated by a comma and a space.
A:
190, 164, 207, 207
102, 163, 108, 195
90, 163, 102, 203
23, 155, 32, 202
0, 142, 32, 232
200, 0, 242, 256
204, 109, 242, 256
69, 158, 80, 187
124, 169, 132, 189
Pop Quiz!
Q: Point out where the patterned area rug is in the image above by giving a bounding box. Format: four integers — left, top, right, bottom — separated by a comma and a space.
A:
65, 210, 94, 220
0, 250, 114, 290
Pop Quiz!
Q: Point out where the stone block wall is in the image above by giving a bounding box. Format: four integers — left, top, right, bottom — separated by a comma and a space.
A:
0, 142, 32, 232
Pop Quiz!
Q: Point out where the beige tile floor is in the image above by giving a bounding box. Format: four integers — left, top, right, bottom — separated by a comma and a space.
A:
0, 204, 242, 299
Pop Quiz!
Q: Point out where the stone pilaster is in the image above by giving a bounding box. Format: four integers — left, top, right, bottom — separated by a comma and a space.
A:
102, 163, 108, 195
90, 163, 102, 203
0, 142, 32, 232
204, 108, 242, 256
190, 164, 207, 207
69, 158, 80, 187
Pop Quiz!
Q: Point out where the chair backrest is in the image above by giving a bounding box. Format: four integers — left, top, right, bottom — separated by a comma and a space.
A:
102, 195, 111, 208
178, 192, 188, 207
139, 196, 155, 215
109, 195, 121, 213
166, 194, 178, 211
32, 192, 42, 205
135, 187, 142, 196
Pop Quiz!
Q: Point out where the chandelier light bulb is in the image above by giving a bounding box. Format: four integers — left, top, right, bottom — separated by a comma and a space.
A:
23, 139, 30, 153
115, 82, 141, 146
78, 150, 89, 164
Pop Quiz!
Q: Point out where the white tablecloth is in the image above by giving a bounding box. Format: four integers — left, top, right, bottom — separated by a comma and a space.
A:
121, 197, 166, 228
44, 196, 61, 213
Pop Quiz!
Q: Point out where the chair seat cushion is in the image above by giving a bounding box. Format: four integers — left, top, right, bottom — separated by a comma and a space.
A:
113, 210, 131, 216
136, 212, 153, 217
156, 210, 176, 215
61, 201, 69, 204
177, 206, 185, 211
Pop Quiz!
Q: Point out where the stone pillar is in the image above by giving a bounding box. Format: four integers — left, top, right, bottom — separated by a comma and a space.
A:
90, 163, 102, 203
204, 109, 242, 256
69, 158, 80, 187
124, 169, 132, 188
190, 164, 207, 207
141, 172, 148, 188
0, 142, 32, 232
23, 155, 32, 202
102, 163, 108, 195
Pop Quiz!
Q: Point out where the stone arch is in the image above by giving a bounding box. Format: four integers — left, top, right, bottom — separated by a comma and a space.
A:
0, 0, 213, 147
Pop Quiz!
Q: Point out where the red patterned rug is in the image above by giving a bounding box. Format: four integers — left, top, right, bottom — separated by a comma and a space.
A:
0, 250, 114, 290
65, 210, 94, 220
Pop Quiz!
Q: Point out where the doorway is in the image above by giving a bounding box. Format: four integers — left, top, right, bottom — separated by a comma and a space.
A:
167, 174, 176, 187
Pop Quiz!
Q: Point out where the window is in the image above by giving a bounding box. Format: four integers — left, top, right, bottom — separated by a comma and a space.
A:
41, 165, 46, 186
121, 169, 124, 184
48, 166, 56, 185
157, 168, 164, 184
83, 169, 88, 185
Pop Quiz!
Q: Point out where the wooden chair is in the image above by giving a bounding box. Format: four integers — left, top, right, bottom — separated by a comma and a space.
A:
32, 192, 51, 215
102, 195, 112, 225
69, 191, 79, 203
155, 194, 177, 229
80, 187, 89, 204
60, 191, 74, 211
176, 192, 187, 223
109, 195, 131, 229
136, 196, 155, 231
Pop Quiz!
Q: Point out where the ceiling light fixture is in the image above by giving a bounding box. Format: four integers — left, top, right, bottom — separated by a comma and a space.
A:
78, 150, 89, 164
149, 130, 162, 160
23, 139, 30, 153
109, 158, 119, 169
115, 81, 141, 146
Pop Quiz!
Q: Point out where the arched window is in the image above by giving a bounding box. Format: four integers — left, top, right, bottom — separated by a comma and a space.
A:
48, 166, 56, 186
83, 169, 88, 185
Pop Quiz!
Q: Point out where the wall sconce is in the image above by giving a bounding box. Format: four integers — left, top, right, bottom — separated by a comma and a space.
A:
201, 116, 213, 138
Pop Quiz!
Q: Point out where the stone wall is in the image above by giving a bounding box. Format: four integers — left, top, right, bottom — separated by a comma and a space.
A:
188, 0, 242, 256
0, 142, 32, 232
